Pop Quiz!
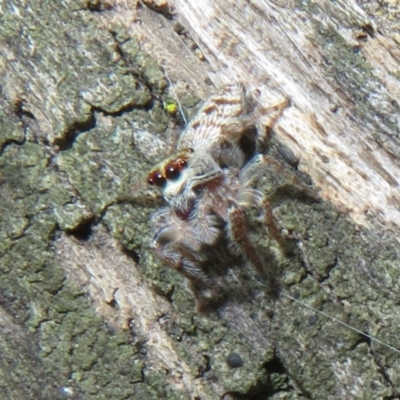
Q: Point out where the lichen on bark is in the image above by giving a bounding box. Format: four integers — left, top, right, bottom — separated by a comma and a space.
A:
1, 0, 400, 399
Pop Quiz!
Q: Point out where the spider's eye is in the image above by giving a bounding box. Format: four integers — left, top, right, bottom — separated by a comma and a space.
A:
148, 171, 166, 187
166, 165, 180, 180
165, 158, 188, 181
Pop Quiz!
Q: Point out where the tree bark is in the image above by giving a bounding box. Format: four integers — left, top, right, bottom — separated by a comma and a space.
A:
0, 0, 400, 399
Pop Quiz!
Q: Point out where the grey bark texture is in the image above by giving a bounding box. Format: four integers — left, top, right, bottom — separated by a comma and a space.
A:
0, 0, 400, 399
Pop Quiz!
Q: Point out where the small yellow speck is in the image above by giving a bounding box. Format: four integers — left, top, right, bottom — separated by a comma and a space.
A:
165, 102, 178, 114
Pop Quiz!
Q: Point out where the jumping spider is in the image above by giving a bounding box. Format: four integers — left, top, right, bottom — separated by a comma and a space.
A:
145, 84, 289, 291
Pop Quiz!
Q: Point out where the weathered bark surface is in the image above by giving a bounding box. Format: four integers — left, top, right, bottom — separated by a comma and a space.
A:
1, 0, 400, 399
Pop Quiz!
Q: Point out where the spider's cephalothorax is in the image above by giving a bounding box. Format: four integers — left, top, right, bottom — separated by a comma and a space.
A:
147, 84, 288, 286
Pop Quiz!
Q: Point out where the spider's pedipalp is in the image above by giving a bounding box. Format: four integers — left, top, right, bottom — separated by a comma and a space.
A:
150, 237, 209, 284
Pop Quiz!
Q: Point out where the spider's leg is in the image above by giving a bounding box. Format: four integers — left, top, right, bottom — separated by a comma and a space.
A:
262, 197, 298, 256
227, 205, 265, 276
255, 99, 290, 146
220, 98, 290, 145
263, 198, 285, 247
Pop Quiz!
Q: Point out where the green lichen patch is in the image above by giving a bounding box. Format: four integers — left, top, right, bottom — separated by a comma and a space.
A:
0, 152, 155, 398
0, 1, 152, 144
117, 35, 168, 94
2, 0, 400, 397
267, 194, 400, 398
0, 1, 179, 398
56, 120, 140, 213
102, 202, 152, 252
0, 109, 25, 150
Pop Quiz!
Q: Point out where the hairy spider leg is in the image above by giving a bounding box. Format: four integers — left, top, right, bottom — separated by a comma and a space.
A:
227, 205, 266, 276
